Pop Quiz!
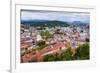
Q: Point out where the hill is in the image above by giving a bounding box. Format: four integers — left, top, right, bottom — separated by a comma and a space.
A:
21, 20, 69, 27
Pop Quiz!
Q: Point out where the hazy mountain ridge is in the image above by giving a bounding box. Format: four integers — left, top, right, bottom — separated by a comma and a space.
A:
71, 21, 89, 26
21, 20, 69, 27
21, 20, 89, 27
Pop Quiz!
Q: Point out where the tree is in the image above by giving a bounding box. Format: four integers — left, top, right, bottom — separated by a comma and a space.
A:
76, 43, 90, 60
44, 54, 56, 61
40, 31, 53, 40
43, 43, 90, 61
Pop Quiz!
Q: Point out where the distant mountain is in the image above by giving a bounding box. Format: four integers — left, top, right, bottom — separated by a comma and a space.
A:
21, 20, 69, 27
71, 21, 89, 26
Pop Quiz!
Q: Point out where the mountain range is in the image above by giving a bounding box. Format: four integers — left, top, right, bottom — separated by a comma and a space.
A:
21, 19, 89, 27
21, 20, 69, 27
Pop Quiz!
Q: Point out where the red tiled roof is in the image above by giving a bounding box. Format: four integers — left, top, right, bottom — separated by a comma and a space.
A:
54, 42, 63, 49
21, 42, 32, 50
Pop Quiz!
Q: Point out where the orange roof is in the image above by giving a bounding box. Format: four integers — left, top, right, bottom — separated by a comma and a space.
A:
21, 43, 32, 50
54, 42, 63, 49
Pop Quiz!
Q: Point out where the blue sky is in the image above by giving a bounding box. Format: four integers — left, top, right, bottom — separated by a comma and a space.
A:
21, 9, 90, 23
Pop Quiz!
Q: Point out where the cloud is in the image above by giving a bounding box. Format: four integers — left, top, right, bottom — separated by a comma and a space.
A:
21, 10, 90, 23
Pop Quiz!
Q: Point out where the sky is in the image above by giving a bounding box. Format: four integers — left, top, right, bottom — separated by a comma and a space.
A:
21, 9, 90, 23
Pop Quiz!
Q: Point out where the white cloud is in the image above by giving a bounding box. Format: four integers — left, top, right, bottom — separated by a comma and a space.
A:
21, 10, 90, 22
